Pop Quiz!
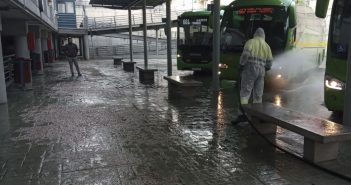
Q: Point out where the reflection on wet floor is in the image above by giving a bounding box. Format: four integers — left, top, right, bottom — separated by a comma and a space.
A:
274, 94, 282, 107
0, 59, 350, 184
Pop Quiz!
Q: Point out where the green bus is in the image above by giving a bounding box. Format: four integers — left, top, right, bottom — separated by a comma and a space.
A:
177, 11, 214, 71
315, 0, 349, 112
219, 0, 297, 82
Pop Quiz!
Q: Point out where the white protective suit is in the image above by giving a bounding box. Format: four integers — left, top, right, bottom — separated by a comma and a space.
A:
240, 28, 273, 104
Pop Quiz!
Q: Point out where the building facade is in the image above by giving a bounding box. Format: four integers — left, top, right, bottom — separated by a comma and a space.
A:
0, 0, 90, 104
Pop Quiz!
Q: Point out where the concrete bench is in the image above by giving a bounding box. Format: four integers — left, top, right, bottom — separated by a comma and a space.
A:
136, 66, 157, 84
122, 61, 136, 72
243, 103, 351, 163
164, 76, 203, 97
113, 57, 123, 65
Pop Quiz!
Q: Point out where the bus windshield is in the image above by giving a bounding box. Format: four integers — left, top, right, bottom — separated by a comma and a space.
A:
221, 6, 289, 54
178, 17, 213, 47
330, 0, 351, 59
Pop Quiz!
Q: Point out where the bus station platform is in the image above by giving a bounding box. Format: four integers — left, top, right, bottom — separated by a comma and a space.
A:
1, 59, 351, 184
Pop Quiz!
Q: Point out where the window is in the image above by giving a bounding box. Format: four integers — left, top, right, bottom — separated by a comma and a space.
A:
221, 6, 289, 54
57, 2, 75, 14
178, 16, 212, 46
179, 25, 213, 46
330, 0, 351, 59
58, 3, 65, 13
66, 2, 74, 13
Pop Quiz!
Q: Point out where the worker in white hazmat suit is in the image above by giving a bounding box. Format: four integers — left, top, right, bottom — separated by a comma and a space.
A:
232, 28, 273, 124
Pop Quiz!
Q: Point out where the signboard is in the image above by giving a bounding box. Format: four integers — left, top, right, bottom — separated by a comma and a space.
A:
179, 17, 209, 26
239, 7, 274, 15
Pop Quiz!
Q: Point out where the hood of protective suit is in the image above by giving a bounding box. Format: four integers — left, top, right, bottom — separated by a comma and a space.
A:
253, 28, 265, 40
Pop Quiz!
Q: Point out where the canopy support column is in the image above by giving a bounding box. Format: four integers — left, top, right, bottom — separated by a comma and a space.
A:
344, 34, 351, 125
142, 0, 148, 68
156, 29, 159, 56
166, 0, 172, 76
0, 15, 7, 104
128, 8, 134, 62
212, 0, 221, 91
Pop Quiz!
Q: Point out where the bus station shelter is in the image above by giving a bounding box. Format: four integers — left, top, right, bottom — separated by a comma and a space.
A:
89, 0, 173, 76
89, 0, 222, 89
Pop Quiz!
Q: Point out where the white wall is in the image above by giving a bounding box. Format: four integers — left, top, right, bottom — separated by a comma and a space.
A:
14, 0, 58, 30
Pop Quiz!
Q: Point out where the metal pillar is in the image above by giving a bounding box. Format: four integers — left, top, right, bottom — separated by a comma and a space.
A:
41, 30, 48, 52
142, 0, 148, 68
83, 34, 90, 60
156, 29, 159, 56
0, 15, 7, 104
343, 35, 351, 125
15, 36, 30, 59
166, 0, 172, 76
212, 0, 221, 91
129, 8, 134, 62
35, 27, 43, 74
41, 30, 48, 64
15, 30, 33, 90
0, 104, 9, 135
53, 34, 59, 59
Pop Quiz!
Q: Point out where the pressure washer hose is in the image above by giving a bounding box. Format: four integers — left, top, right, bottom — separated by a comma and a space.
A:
235, 70, 351, 182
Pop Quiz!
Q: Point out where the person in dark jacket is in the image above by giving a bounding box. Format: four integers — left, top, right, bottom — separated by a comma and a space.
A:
64, 37, 82, 77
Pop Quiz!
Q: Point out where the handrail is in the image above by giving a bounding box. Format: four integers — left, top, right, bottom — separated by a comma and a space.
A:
86, 9, 188, 30
61, 8, 194, 30
90, 42, 176, 58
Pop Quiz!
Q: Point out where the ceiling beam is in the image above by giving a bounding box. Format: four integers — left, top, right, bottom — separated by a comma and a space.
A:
124, 0, 144, 9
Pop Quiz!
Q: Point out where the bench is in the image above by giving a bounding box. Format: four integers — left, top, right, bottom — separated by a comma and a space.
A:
243, 103, 351, 163
122, 61, 136, 72
113, 57, 123, 65
164, 76, 203, 97
136, 66, 158, 84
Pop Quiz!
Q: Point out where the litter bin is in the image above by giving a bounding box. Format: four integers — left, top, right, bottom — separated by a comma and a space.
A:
14, 58, 33, 90
30, 52, 42, 74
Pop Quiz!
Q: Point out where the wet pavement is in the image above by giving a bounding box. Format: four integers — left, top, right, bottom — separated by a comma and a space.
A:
1, 59, 351, 185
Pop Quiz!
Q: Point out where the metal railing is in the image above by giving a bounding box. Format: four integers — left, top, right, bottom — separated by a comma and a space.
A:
90, 42, 177, 58
86, 10, 185, 30
3, 55, 15, 87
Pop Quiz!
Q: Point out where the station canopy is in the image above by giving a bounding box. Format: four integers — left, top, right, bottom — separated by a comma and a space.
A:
89, 0, 167, 9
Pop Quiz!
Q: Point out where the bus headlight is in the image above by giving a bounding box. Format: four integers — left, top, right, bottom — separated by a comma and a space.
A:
325, 76, 344, 91
218, 64, 228, 69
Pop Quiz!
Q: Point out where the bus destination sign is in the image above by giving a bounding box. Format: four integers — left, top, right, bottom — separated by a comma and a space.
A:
239, 7, 274, 15
180, 17, 209, 26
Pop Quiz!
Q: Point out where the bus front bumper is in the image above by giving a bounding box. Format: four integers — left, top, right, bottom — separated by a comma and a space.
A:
177, 59, 212, 71
325, 88, 344, 112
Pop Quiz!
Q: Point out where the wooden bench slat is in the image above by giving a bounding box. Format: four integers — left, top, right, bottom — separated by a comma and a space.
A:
243, 103, 351, 143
